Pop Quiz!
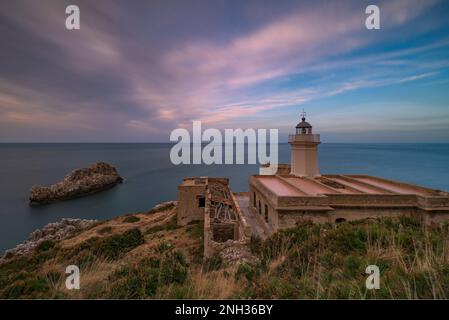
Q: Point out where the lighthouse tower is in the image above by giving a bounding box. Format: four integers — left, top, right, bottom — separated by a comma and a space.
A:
288, 110, 321, 177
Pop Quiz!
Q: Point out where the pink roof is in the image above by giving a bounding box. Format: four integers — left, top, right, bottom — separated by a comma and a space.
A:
257, 176, 304, 196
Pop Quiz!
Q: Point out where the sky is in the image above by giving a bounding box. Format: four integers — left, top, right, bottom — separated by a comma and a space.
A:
0, 0, 449, 142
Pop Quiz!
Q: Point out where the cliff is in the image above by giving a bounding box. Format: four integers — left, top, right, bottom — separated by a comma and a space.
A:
29, 162, 123, 205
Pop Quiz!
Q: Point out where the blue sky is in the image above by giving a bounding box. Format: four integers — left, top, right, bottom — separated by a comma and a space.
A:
0, 0, 449, 142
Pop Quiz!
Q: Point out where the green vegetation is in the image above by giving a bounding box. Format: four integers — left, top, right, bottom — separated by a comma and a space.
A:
68, 228, 144, 263
36, 240, 56, 253
156, 241, 173, 253
0, 243, 61, 298
107, 250, 189, 299
234, 216, 449, 299
123, 216, 140, 223
2, 214, 449, 299
186, 220, 203, 239
145, 214, 178, 235
202, 255, 225, 272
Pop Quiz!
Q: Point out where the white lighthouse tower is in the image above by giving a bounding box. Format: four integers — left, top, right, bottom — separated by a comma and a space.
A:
288, 110, 321, 177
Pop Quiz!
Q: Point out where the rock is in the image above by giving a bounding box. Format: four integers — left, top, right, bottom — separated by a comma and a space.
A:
0, 218, 97, 263
150, 201, 178, 212
29, 162, 123, 205
219, 242, 259, 266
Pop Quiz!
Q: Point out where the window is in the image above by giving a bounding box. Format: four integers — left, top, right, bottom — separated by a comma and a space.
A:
264, 205, 269, 222
253, 192, 256, 207
198, 197, 205, 208
258, 201, 261, 214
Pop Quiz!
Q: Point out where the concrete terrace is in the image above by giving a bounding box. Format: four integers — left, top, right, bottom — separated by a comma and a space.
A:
252, 174, 441, 196
249, 173, 449, 230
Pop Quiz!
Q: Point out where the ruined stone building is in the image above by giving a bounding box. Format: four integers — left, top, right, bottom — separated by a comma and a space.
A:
177, 113, 449, 257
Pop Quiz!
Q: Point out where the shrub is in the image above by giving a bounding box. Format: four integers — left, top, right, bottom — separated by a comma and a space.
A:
235, 263, 260, 283
92, 228, 144, 259
156, 241, 172, 253
186, 221, 203, 239
202, 255, 225, 272
36, 240, 56, 253
235, 217, 449, 299
63, 228, 145, 263
249, 235, 262, 254
145, 214, 178, 235
1, 277, 50, 299
123, 216, 140, 223
108, 250, 188, 299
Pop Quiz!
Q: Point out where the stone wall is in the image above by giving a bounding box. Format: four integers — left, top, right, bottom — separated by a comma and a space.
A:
212, 222, 236, 242
202, 180, 249, 258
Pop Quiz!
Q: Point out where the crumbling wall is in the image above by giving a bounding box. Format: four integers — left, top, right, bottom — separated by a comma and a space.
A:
203, 178, 249, 258
212, 222, 236, 242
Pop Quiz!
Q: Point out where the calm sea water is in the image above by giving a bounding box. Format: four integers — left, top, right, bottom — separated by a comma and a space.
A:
0, 143, 448, 254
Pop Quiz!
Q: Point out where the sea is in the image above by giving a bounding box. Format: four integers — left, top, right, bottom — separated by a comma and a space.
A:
0, 143, 448, 254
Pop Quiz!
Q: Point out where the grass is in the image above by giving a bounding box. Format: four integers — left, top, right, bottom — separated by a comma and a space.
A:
186, 220, 203, 239
123, 216, 140, 223
2, 212, 449, 299
232, 216, 449, 299
0, 243, 61, 298
145, 214, 178, 235
106, 250, 189, 299
97, 226, 113, 235
0, 204, 183, 299
66, 228, 145, 263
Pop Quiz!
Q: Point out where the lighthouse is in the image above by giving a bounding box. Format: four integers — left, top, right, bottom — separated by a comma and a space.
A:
288, 110, 321, 177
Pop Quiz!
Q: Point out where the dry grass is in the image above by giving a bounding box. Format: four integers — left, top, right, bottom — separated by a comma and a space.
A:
234, 217, 449, 299
154, 267, 237, 299
2, 211, 449, 299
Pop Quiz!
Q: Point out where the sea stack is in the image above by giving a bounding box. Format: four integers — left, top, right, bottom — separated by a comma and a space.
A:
29, 162, 123, 205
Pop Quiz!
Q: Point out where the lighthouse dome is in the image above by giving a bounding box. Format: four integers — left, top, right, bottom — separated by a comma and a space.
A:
296, 118, 312, 128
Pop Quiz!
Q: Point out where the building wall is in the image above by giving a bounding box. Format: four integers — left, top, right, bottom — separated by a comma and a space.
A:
277, 206, 418, 228
177, 184, 206, 226
290, 144, 319, 177
278, 210, 330, 227
249, 175, 445, 230
327, 206, 416, 223
421, 210, 449, 226
249, 185, 279, 231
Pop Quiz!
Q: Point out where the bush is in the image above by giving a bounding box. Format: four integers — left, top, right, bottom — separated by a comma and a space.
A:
186, 221, 203, 239
64, 228, 145, 263
156, 241, 172, 253
145, 214, 178, 235
108, 250, 189, 299
36, 240, 56, 253
249, 235, 262, 254
235, 263, 260, 283
202, 255, 225, 272
2, 277, 50, 299
235, 217, 449, 299
123, 216, 140, 223
92, 228, 144, 259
